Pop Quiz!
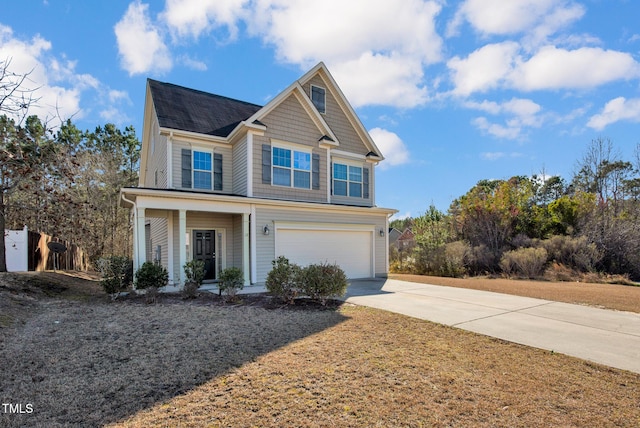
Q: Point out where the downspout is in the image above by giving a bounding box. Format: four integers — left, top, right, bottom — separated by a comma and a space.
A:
120, 192, 138, 269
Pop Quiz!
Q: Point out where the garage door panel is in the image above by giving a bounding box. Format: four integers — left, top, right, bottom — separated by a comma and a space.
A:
276, 229, 372, 278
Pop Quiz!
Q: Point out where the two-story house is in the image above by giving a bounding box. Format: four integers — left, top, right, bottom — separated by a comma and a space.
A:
120, 62, 397, 287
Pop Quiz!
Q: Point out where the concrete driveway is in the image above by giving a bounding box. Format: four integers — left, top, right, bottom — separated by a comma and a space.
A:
345, 278, 640, 374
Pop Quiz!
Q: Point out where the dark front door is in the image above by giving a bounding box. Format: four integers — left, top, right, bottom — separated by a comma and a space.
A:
193, 230, 216, 280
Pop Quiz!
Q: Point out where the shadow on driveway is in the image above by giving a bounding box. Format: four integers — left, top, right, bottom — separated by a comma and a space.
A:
345, 278, 393, 297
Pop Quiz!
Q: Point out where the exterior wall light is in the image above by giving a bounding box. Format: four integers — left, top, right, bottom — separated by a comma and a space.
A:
263, 225, 270, 235
379, 228, 385, 237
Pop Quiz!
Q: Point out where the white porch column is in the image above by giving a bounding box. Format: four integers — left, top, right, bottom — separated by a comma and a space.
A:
178, 209, 187, 285
167, 213, 174, 284
242, 212, 250, 286
136, 207, 146, 270
250, 205, 257, 284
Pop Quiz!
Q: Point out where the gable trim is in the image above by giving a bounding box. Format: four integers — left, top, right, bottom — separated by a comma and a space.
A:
246, 82, 339, 145
298, 62, 385, 161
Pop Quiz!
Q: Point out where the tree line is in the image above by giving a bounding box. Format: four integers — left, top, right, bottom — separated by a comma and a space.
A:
0, 115, 139, 271
391, 138, 640, 281
1, 58, 140, 271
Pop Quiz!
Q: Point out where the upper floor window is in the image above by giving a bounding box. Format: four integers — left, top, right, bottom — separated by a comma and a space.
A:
181, 148, 222, 191
311, 85, 326, 114
193, 151, 212, 189
273, 146, 311, 189
333, 163, 363, 197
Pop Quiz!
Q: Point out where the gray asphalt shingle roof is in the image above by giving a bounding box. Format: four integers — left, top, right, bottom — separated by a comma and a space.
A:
148, 79, 263, 137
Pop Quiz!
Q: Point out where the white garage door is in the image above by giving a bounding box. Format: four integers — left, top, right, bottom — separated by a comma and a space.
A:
276, 228, 373, 279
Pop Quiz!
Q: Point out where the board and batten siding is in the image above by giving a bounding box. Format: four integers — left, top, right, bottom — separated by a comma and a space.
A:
252, 94, 328, 203
171, 140, 233, 193
253, 206, 388, 282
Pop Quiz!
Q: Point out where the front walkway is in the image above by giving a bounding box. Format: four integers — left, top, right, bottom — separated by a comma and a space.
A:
344, 278, 640, 374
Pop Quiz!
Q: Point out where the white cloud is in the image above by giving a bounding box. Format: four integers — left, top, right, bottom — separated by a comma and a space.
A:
447, 0, 584, 42
391, 211, 412, 221
113, 0, 443, 108
369, 127, 410, 168
0, 25, 82, 123
467, 98, 542, 140
0, 24, 131, 127
248, 0, 443, 108
178, 55, 208, 71
511, 46, 640, 90
449, 43, 640, 96
250, 0, 441, 66
114, 1, 172, 76
331, 53, 428, 108
161, 0, 247, 40
587, 97, 640, 130
448, 42, 520, 96
473, 117, 522, 140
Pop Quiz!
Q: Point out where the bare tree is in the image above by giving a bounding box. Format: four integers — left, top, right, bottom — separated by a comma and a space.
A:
0, 58, 40, 124
0, 58, 40, 271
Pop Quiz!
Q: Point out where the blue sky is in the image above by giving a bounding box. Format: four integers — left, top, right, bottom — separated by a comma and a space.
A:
2, 1, 640, 219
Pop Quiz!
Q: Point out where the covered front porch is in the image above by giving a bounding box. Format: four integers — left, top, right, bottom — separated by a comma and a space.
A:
121, 189, 256, 287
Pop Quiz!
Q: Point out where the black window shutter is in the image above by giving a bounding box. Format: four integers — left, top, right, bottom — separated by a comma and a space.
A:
363, 167, 370, 199
213, 153, 223, 191
262, 144, 271, 184
312, 153, 320, 190
330, 163, 333, 195
181, 149, 192, 188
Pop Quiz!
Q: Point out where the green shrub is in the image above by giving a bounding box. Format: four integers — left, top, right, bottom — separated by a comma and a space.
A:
542, 235, 602, 272
298, 262, 348, 305
218, 267, 244, 300
135, 262, 169, 303
265, 256, 301, 304
183, 259, 205, 299
439, 241, 472, 278
96, 256, 133, 300
500, 247, 548, 279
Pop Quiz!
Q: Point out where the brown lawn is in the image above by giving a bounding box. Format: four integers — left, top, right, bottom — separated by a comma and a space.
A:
1, 271, 639, 427
390, 273, 640, 314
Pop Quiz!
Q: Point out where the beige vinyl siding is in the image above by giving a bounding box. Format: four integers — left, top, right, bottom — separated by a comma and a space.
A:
330, 163, 373, 207
185, 212, 236, 271
168, 211, 239, 281
172, 140, 233, 193
232, 214, 243, 269
232, 136, 248, 195
304, 75, 369, 156
253, 206, 387, 282
145, 116, 169, 188
252, 94, 328, 203
149, 217, 168, 267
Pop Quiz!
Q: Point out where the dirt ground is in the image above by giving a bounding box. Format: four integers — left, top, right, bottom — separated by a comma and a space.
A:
1, 271, 639, 427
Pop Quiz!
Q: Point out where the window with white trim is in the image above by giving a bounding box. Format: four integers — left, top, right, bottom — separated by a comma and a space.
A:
333, 163, 362, 197
311, 85, 326, 114
181, 148, 223, 191
193, 150, 212, 189
273, 146, 311, 189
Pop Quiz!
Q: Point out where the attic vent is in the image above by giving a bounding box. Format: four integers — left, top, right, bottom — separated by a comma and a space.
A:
311, 85, 326, 114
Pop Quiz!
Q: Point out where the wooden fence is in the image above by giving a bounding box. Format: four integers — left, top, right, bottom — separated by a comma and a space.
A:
28, 231, 89, 271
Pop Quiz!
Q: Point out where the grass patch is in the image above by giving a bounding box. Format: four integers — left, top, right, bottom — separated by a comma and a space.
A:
1, 272, 639, 427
